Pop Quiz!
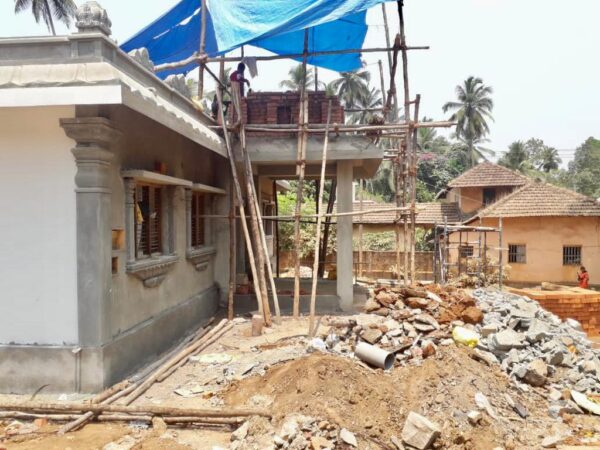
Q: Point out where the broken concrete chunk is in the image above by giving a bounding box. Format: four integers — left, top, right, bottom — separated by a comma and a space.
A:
489, 329, 526, 351
364, 298, 381, 312
480, 324, 499, 337
474, 392, 498, 419
565, 318, 583, 332
526, 318, 552, 342
467, 410, 482, 425
523, 359, 548, 387
361, 328, 383, 344
339, 428, 358, 447
231, 421, 249, 441
414, 314, 440, 330
401, 412, 441, 450
541, 435, 564, 448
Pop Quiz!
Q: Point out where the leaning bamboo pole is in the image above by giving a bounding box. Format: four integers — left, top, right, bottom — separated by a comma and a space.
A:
318, 179, 336, 278
215, 87, 265, 318
232, 86, 281, 324
398, 0, 413, 284
292, 29, 310, 318
197, 0, 207, 99
358, 178, 364, 279
308, 101, 332, 337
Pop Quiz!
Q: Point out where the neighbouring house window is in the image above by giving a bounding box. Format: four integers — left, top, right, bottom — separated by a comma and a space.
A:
483, 188, 496, 206
191, 193, 206, 247
135, 184, 162, 258
563, 246, 582, 265
508, 244, 526, 263
263, 202, 274, 236
459, 245, 474, 259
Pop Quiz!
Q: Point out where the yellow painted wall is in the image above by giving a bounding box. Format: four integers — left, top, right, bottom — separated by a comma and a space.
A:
450, 216, 600, 285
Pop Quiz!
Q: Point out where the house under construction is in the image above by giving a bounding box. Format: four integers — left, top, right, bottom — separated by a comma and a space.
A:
0, 0, 453, 393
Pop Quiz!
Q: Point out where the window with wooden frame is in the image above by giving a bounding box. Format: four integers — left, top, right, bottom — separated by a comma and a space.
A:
508, 244, 526, 264
191, 192, 206, 248
482, 188, 496, 206
135, 184, 162, 258
563, 246, 581, 266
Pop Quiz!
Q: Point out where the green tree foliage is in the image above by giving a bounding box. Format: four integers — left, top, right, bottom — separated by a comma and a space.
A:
348, 87, 383, 124
15, 0, 76, 35
443, 76, 495, 167
498, 141, 531, 172
568, 137, 600, 198
331, 70, 371, 109
280, 65, 314, 92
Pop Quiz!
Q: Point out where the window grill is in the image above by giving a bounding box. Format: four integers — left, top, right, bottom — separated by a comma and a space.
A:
135, 184, 162, 257
191, 192, 205, 247
563, 246, 581, 266
459, 245, 474, 258
508, 244, 526, 263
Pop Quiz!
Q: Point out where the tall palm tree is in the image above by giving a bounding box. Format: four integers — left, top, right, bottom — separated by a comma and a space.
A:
349, 87, 382, 124
451, 136, 494, 167
536, 146, 561, 172
331, 70, 370, 109
498, 141, 530, 172
416, 117, 450, 155
443, 76, 494, 167
279, 64, 314, 92
15, 0, 77, 35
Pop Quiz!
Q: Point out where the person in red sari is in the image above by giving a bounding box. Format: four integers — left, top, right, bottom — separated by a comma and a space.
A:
578, 266, 590, 289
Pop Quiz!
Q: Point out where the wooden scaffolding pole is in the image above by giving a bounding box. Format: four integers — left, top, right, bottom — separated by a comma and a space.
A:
215, 88, 265, 319
293, 29, 310, 318
398, 0, 414, 284
410, 94, 421, 282
309, 101, 332, 337
318, 179, 336, 278
198, 0, 207, 99
358, 178, 364, 279
381, 3, 399, 120
228, 179, 236, 321
231, 85, 278, 325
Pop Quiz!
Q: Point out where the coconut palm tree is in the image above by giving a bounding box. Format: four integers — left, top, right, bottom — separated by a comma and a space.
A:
348, 87, 383, 124
450, 136, 495, 167
498, 141, 531, 172
14, 0, 77, 35
536, 146, 561, 172
416, 117, 451, 155
331, 70, 370, 109
279, 64, 314, 92
443, 76, 494, 167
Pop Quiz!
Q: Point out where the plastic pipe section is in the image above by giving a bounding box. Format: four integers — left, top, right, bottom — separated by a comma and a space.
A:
354, 341, 394, 370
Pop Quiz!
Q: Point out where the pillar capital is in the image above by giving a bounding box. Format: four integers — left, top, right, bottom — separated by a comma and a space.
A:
60, 117, 121, 150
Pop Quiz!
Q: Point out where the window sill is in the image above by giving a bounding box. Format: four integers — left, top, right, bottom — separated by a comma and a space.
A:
186, 246, 216, 272
126, 254, 179, 288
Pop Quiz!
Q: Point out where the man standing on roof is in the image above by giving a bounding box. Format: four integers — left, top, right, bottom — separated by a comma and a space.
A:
578, 266, 590, 289
230, 62, 250, 97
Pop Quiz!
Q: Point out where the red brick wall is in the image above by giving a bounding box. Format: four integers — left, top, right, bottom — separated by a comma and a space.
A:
508, 288, 600, 336
232, 91, 344, 137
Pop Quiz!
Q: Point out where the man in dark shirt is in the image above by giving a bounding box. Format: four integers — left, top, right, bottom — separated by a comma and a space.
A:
229, 62, 250, 97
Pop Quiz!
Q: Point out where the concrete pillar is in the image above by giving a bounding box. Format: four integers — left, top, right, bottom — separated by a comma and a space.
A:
60, 117, 121, 347
336, 160, 354, 311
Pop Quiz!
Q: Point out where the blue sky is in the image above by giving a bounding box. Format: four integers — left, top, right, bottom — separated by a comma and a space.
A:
2, 0, 599, 166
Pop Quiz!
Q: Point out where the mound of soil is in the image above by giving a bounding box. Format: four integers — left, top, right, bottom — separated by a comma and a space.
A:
223, 346, 558, 449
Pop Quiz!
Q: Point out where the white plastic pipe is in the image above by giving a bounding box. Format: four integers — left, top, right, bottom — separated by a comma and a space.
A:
354, 341, 395, 370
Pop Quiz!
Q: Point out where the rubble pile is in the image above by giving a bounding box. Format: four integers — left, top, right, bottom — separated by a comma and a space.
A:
320, 285, 483, 367
230, 414, 357, 450
472, 288, 600, 415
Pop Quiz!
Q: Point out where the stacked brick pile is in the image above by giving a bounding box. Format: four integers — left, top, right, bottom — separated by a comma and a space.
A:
508, 287, 600, 336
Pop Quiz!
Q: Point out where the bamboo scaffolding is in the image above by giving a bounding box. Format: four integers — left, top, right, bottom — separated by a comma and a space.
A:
232, 83, 281, 324
309, 101, 332, 337
228, 179, 236, 321
211, 121, 453, 132
194, 206, 415, 220
0, 402, 270, 419
318, 179, 336, 278
293, 29, 310, 318
358, 178, 364, 279
409, 93, 421, 282
154, 45, 430, 73
197, 0, 207, 99
215, 87, 265, 318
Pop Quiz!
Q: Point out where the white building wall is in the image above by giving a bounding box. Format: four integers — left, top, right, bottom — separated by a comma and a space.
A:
0, 106, 78, 344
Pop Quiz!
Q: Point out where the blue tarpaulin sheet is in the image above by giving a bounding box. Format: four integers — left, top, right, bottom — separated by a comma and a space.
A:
121, 0, 390, 77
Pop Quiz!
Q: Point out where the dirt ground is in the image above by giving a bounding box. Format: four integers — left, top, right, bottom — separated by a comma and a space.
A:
1, 317, 599, 450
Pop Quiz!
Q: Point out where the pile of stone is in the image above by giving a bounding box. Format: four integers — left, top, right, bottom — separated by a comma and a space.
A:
319, 285, 483, 368
229, 414, 357, 450
472, 289, 600, 415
